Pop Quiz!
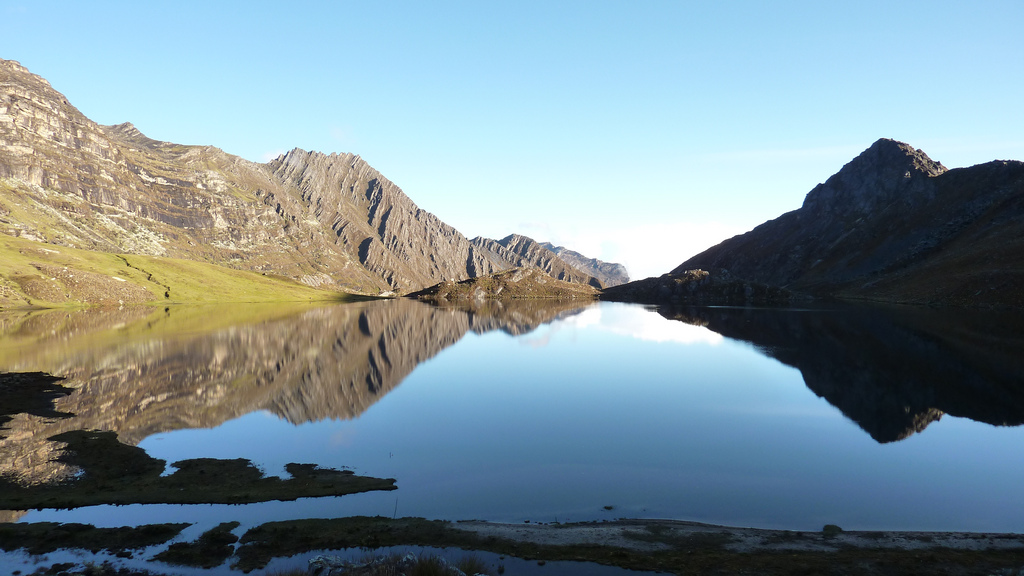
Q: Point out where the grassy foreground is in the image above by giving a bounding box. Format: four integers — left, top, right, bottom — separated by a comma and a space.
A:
0, 233, 350, 308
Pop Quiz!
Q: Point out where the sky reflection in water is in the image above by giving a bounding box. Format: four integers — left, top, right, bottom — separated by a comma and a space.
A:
18, 301, 1024, 533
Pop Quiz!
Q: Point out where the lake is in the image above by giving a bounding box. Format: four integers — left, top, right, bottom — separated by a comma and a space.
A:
3, 297, 1024, 539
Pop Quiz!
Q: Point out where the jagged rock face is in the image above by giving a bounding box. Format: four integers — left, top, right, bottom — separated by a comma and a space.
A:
539, 241, 629, 287
0, 59, 525, 293
266, 149, 511, 291
801, 138, 947, 217
0, 58, 392, 292
471, 234, 602, 288
676, 138, 1024, 307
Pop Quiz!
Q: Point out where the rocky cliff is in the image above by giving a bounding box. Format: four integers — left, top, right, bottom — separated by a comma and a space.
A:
539, 241, 629, 287
265, 149, 512, 291
0, 58, 618, 296
675, 139, 1024, 308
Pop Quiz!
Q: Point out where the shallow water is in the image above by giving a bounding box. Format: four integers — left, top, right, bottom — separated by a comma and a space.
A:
4, 299, 1024, 538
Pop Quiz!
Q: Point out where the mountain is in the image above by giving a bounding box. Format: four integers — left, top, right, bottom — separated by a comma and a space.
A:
539, 241, 629, 287
674, 139, 1024, 308
470, 234, 602, 288
0, 58, 617, 298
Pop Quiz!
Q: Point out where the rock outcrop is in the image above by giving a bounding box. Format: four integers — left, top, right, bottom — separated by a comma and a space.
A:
539, 241, 629, 287
675, 139, 1024, 308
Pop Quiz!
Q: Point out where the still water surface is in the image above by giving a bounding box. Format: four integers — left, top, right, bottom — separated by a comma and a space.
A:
4, 299, 1024, 533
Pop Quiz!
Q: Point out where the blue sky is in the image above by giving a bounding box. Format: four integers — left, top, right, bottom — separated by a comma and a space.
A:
3, 1, 1022, 279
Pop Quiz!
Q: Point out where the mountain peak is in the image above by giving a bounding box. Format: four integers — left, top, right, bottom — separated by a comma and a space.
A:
665, 138, 1024, 308
802, 138, 946, 215
0, 58, 48, 87
106, 121, 147, 141
864, 138, 946, 175
539, 241, 630, 287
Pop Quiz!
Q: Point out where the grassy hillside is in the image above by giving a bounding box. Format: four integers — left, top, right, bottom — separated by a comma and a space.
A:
0, 234, 350, 309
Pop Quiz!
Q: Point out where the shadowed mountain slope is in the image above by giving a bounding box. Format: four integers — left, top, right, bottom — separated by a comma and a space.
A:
675, 139, 1024, 307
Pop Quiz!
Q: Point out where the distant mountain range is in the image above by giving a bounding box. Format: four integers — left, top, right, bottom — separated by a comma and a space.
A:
5, 57, 1022, 309
606, 138, 1024, 308
539, 241, 630, 287
0, 58, 626, 306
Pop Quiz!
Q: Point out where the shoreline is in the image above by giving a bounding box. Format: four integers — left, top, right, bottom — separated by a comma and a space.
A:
4, 516, 1024, 575
455, 517, 1024, 553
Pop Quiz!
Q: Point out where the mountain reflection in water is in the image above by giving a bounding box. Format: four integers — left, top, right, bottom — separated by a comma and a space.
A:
656, 304, 1024, 443
0, 299, 591, 483
6, 300, 1024, 532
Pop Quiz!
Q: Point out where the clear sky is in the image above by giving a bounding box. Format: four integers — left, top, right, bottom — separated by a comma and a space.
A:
3, 1, 1023, 279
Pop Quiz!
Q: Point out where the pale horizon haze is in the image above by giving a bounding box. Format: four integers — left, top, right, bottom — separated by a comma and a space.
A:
3, 1, 1022, 280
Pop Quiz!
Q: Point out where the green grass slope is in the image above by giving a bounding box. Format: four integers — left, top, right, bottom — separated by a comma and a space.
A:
0, 234, 350, 309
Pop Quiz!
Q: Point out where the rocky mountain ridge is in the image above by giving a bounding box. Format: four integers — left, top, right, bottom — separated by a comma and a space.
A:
0, 58, 620, 298
470, 234, 602, 288
671, 138, 1024, 308
539, 241, 629, 287
407, 266, 599, 302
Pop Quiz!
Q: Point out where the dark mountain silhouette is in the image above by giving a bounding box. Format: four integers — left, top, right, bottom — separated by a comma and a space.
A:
628, 139, 1024, 308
